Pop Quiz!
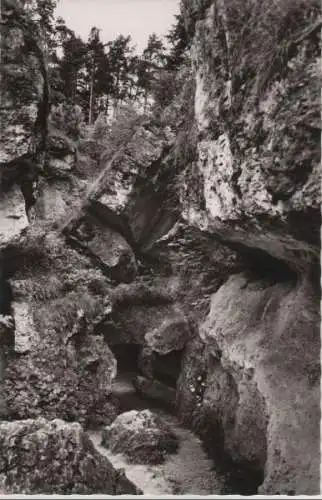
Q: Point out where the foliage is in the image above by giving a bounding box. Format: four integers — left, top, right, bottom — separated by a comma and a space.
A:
23, 0, 57, 48
165, 13, 190, 69
151, 70, 179, 111
15, 0, 191, 144
39, 0, 189, 127
225, 0, 319, 97
91, 113, 110, 143
48, 103, 86, 140
98, 105, 148, 163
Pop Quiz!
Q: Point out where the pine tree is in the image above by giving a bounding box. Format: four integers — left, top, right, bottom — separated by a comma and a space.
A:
23, 0, 58, 55
106, 35, 135, 116
86, 27, 111, 124
57, 25, 88, 108
166, 13, 189, 70
136, 33, 166, 111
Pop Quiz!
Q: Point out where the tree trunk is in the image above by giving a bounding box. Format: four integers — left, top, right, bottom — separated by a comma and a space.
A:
88, 72, 94, 125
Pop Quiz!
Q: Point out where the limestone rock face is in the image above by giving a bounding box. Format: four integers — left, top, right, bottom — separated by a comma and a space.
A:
45, 133, 77, 176
0, 186, 29, 249
11, 301, 39, 354
199, 273, 320, 495
67, 213, 138, 283
88, 124, 174, 247
181, 0, 320, 269
0, 417, 138, 494
101, 409, 179, 464
171, 0, 321, 495
0, 0, 47, 163
145, 308, 191, 355
31, 133, 87, 226
3, 233, 117, 426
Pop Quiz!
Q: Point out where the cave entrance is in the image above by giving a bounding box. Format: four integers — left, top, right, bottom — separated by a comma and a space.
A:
0, 276, 12, 316
108, 343, 183, 413
153, 349, 184, 389
109, 343, 141, 375
108, 343, 183, 389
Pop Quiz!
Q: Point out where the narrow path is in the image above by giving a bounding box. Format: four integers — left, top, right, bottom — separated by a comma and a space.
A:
88, 375, 227, 495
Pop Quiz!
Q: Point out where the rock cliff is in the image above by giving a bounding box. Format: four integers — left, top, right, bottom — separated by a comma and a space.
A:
0, 0, 320, 495
177, 0, 320, 494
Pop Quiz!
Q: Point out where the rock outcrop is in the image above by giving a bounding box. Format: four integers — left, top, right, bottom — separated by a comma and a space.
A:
101, 409, 179, 464
0, 0, 48, 165
0, 417, 139, 494
0, 0, 49, 248
200, 273, 320, 495
175, 0, 320, 494
180, 0, 320, 270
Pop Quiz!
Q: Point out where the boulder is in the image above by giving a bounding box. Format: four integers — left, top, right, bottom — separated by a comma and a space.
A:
88, 125, 171, 246
67, 213, 137, 283
45, 133, 77, 177
89, 126, 166, 218
0, 417, 139, 494
105, 298, 191, 349
101, 409, 179, 464
145, 308, 191, 355
133, 376, 176, 410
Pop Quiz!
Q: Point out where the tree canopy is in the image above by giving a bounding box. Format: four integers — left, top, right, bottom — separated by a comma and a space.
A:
21, 0, 189, 122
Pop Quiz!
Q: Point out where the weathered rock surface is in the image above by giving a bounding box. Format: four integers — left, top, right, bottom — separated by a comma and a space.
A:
11, 301, 39, 354
133, 376, 176, 410
3, 232, 117, 425
0, 0, 319, 495
181, 0, 320, 269
0, 417, 139, 494
88, 124, 176, 249
145, 307, 191, 355
67, 213, 138, 283
46, 133, 76, 174
0, 186, 29, 249
173, 0, 321, 494
105, 297, 191, 351
101, 409, 179, 464
0, 0, 47, 164
200, 273, 320, 495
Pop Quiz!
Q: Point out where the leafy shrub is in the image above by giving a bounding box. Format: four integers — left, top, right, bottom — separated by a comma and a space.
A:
49, 104, 86, 141
151, 70, 179, 112
98, 105, 148, 164
91, 113, 110, 144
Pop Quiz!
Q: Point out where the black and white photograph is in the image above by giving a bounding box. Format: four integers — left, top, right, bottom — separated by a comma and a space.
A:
0, 0, 320, 496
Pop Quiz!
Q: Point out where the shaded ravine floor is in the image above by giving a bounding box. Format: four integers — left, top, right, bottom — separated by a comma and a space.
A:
88, 375, 228, 495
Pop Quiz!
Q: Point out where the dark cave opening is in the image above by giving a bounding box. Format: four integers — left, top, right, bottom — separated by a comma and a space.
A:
107, 342, 264, 494
153, 350, 184, 389
109, 343, 141, 374
243, 246, 298, 283
0, 275, 13, 317
109, 343, 183, 389
108, 343, 182, 413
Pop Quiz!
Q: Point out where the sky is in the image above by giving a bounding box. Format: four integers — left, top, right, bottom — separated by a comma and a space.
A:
55, 0, 180, 53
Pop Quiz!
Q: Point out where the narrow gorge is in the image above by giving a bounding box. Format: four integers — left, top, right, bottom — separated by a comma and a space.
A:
0, 0, 320, 495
